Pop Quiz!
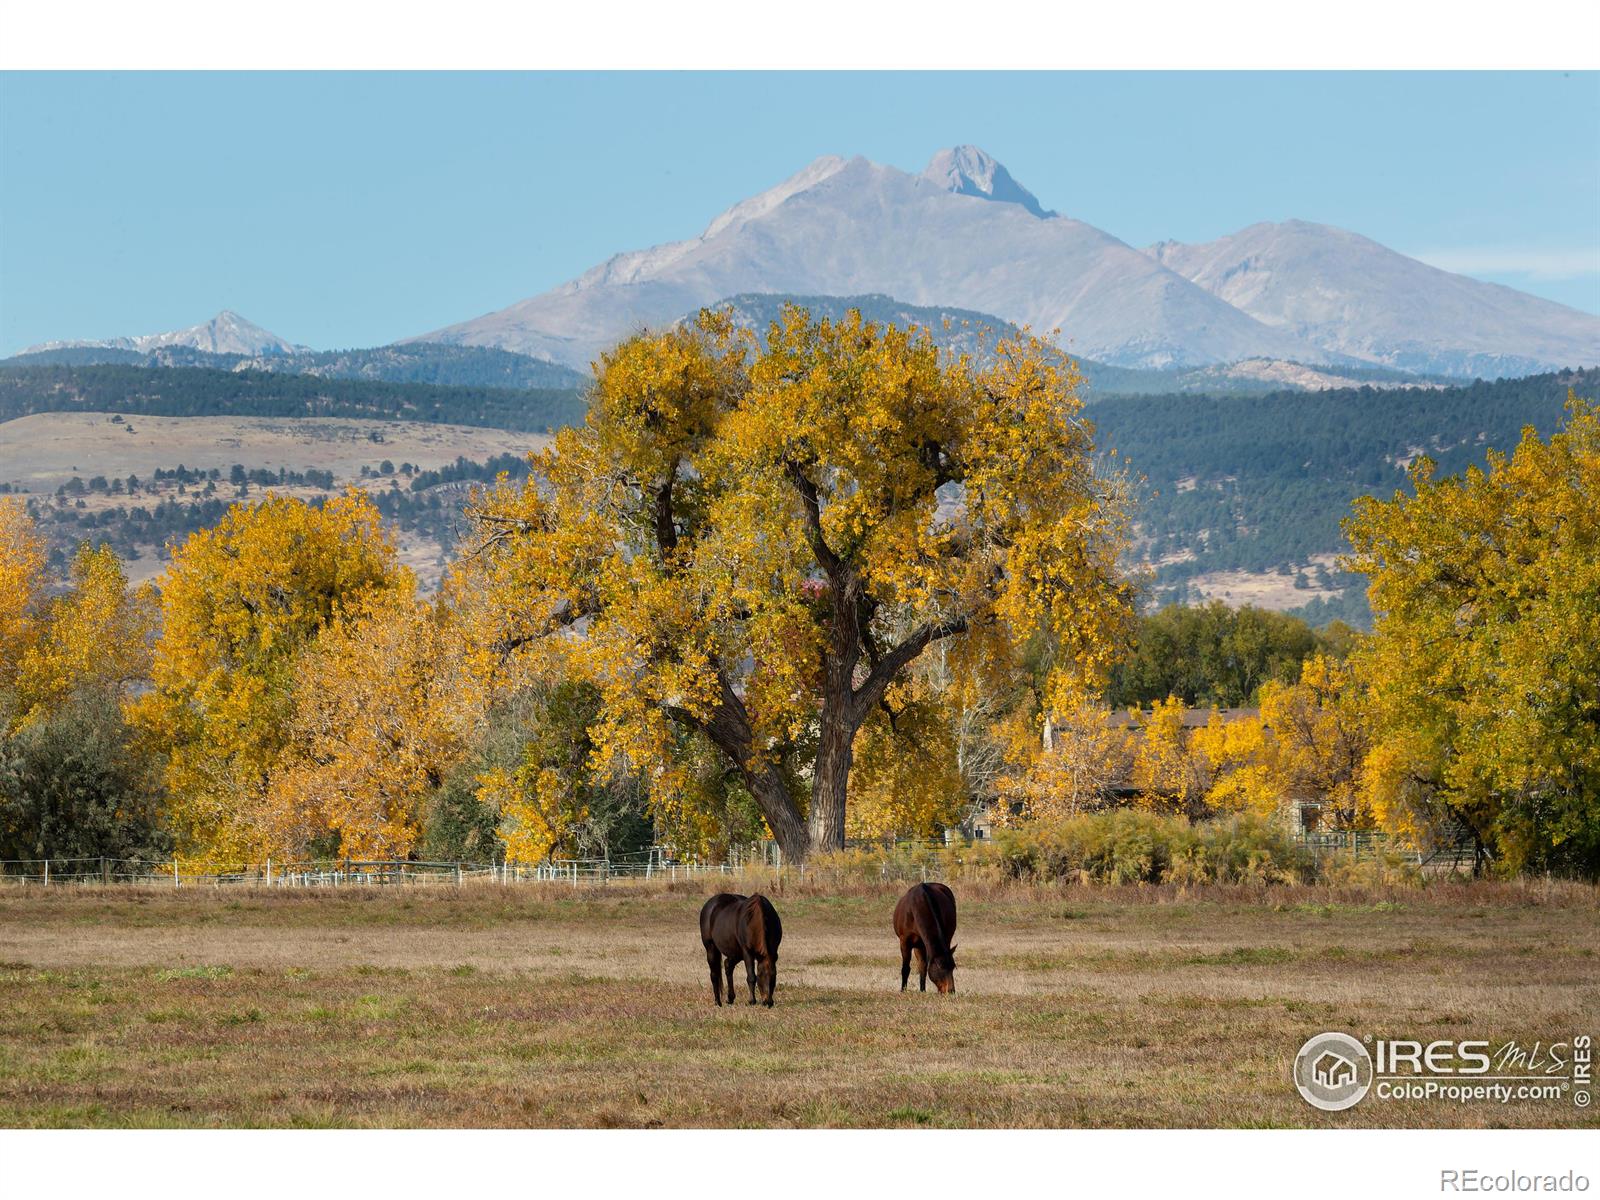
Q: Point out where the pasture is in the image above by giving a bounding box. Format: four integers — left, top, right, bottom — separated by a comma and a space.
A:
0, 880, 1595, 1128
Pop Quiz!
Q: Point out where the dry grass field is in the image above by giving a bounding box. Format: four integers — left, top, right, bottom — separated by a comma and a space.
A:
0, 880, 1595, 1129
0, 412, 550, 492
0, 411, 552, 586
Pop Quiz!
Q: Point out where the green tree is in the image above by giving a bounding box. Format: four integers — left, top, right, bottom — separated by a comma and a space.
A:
1347, 394, 1600, 876
1107, 602, 1319, 708
0, 692, 170, 862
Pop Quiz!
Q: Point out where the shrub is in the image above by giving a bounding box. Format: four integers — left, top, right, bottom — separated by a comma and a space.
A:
806, 812, 1317, 887
1318, 848, 1421, 888
992, 810, 1316, 885
0, 692, 170, 862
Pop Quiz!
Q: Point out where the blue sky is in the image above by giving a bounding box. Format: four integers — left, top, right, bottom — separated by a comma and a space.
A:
1, 71, 1596, 355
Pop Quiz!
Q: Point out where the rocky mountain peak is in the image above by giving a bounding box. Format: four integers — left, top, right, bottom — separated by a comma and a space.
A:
920, 145, 1055, 219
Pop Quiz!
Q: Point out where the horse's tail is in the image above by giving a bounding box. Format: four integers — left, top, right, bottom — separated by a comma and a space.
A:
914, 883, 950, 960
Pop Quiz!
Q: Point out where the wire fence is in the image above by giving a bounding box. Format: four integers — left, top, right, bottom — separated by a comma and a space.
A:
1291, 826, 1482, 871
0, 825, 1480, 889
0, 838, 962, 889
1293, 829, 1402, 860
0, 853, 775, 889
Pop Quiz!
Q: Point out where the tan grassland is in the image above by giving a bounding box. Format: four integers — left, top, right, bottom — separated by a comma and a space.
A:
0, 880, 1595, 1129
0, 412, 550, 586
0, 412, 550, 491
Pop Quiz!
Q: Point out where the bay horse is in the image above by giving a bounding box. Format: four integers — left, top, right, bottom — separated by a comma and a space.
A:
699, 892, 783, 1007
893, 881, 957, 993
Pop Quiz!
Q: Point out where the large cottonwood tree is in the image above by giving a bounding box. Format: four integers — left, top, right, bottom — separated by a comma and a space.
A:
1346, 394, 1600, 875
137, 492, 410, 864
467, 307, 1132, 859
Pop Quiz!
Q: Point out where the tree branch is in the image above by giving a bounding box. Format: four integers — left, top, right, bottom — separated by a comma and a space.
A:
848, 615, 969, 728
653, 457, 680, 558
784, 460, 843, 579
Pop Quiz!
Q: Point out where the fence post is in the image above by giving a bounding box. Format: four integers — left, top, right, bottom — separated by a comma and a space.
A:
43, 859, 49, 886
101, 856, 109, 885
173, 860, 179, 889
266, 857, 272, 887
455, 863, 463, 887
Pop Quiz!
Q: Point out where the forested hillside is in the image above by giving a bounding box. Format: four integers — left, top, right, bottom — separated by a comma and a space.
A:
5, 361, 1593, 628
1093, 367, 1599, 620
3, 341, 588, 391
0, 364, 584, 431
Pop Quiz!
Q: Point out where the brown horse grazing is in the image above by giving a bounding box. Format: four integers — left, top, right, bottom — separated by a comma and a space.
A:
893, 882, 957, 993
699, 892, 783, 1007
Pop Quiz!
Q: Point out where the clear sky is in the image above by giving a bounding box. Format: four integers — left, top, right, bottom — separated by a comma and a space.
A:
1, 71, 1597, 355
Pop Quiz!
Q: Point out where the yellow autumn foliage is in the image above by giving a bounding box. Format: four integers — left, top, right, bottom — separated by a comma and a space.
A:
997, 700, 1132, 822
136, 491, 411, 866
845, 683, 966, 840
13, 543, 157, 732
464, 305, 1133, 859
269, 589, 478, 860
0, 499, 48, 699
1191, 710, 1277, 818
1255, 653, 1368, 828
1130, 697, 1209, 817
1346, 393, 1600, 873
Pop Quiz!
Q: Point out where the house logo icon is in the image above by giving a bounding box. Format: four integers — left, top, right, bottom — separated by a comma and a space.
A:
1294, 1033, 1373, 1111
1313, 1051, 1356, 1089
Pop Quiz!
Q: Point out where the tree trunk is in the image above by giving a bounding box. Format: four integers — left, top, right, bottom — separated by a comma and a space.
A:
748, 763, 811, 863
809, 714, 854, 852
807, 572, 864, 854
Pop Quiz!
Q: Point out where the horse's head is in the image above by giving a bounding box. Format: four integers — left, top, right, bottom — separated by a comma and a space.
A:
758, 951, 778, 1007
929, 942, 957, 994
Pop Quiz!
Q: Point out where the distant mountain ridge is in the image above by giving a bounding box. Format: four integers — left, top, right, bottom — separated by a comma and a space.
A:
695, 293, 1452, 396
22, 310, 304, 358
1145, 221, 1600, 378
410, 145, 1600, 377
7, 335, 586, 391
7, 295, 1455, 401
18, 148, 1600, 381
413, 147, 1329, 371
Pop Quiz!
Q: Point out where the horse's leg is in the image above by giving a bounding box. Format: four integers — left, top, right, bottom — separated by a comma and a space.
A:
707, 945, 723, 1006
899, 937, 912, 992
725, 957, 738, 1006
916, 946, 928, 992
745, 954, 759, 1005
